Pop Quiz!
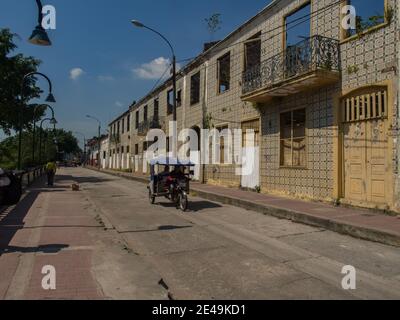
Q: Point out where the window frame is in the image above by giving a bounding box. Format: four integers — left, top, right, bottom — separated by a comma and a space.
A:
279, 108, 307, 169
167, 89, 174, 115
217, 52, 231, 94
190, 71, 201, 106
340, 0, 389, 43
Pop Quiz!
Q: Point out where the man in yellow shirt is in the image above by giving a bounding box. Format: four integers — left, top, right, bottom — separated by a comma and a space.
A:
45, 160, 57, 186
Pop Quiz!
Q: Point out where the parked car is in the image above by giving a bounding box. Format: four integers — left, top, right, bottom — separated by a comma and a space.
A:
0, 168, 22, 205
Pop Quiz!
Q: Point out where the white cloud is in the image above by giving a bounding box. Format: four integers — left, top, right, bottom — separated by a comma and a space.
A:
98, 75, 115, 82
115, 101, 123, 107
70, 68, 85, 80
133, 57, 173, 80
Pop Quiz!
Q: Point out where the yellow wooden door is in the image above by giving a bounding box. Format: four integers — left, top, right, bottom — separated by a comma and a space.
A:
342, 88, 389, 206
366, 119, 388, 204
344, 121, 367, 202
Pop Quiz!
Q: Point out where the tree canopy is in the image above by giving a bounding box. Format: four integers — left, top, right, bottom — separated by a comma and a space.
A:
0, 28, 46, 135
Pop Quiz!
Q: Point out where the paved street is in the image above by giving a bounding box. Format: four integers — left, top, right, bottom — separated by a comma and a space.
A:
1, 167, 400, 300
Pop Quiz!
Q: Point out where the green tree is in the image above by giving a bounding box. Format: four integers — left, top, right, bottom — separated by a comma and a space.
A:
0, 28, 45, 135
0, 129, 82, 169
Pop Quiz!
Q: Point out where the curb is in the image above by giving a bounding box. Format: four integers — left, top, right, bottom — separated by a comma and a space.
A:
88, 167, 400, 247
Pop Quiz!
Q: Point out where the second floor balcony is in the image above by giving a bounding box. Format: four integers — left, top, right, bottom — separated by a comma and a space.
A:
241, 35, 340, 103
138, 117, 164, 136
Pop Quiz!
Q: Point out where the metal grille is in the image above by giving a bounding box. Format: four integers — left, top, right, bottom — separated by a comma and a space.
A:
343, 89, 387, 123
242, 35, 340, 95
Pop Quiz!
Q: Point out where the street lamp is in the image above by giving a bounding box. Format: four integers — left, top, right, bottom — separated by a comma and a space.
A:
131, 20, 177, 123
74, 132, 87, 165
18, 72, 56, 170
86, 115, 101, 170
39, 117, 57, 164
32, 104, 55, 164
28, 0, 52, 46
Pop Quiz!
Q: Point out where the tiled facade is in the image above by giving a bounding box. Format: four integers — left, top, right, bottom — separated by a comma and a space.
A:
101, 0, 399, 211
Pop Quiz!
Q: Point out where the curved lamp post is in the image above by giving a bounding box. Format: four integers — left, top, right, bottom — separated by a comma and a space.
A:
32, 104, 55, 164
19, 72, 56, 170
86, 115, 101, 169
131, 20, 177, 123
39, 117, 57, 164
29, 0, 52, 46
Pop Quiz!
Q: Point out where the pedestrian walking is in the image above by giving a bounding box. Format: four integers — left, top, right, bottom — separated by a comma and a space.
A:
45, 160, 57, 186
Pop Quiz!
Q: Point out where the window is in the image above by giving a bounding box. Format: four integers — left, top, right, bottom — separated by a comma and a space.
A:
244, 32, 261, 72
135, 111, 139, 129
218, 52, 231, 93
135, 144, 139, 155
126, 146, 130, 153
103, 151, 106, 159
122, 118, 125, 134
344, 0, 386, 38
117, 121, 120, 134
177, 90, 182, 107
167, 90, 174, 115
166, 137, 170, 153
121, 146, 124, 154
127, 114, 130, 132
154, 98, 159, 119
280, 109, 306, 167
144, 105, 148, 121
190, 72, 200, 105
285, 3, 311, 48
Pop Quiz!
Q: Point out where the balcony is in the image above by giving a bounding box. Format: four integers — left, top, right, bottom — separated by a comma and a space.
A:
241, 35, 340, 103
138, 117, 164, 136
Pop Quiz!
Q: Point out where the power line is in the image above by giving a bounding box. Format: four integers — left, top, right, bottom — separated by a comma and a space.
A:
177, 0, 343, 65
136, 0, 344, 109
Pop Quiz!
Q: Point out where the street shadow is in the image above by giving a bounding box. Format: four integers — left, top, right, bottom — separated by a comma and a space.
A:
156, 200, 222, 212
56, 174, 112, 184
0, 190, 41, 254
119, 225, 192, 234
0, 244, 69, 255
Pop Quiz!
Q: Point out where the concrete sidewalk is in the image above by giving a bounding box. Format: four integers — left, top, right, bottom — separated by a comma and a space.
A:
0, 171, 167, 300
95, 167, 400, 247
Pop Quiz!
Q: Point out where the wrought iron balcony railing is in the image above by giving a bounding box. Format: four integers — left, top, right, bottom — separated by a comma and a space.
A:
242, 35, 340, 95
138, 117, 164, 135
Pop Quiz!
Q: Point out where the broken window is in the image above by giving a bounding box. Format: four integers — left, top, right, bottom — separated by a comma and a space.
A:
345, 0, 386, 37
144, 105, 148, 122
244, 32, 261, 72
190, 72, 200, 105
285, 3, 311, 48
154, 98, 159, 119
177, 90, 182, 107
280, 109, 306, 167
218, 52, 231, 93
167, 89, 174, 115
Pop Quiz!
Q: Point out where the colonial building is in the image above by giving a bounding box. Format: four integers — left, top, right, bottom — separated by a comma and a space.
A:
107, 0, 399, 212
108, 110, 132, 170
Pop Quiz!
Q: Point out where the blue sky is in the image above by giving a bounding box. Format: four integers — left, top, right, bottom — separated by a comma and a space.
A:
0, 0, 270, 145
0, 0, 383, 147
